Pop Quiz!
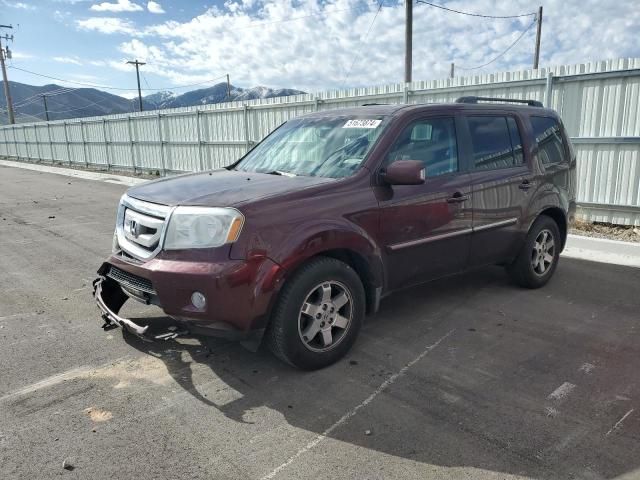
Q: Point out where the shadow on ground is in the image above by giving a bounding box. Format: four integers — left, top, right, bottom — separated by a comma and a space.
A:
122, 259, 640, 479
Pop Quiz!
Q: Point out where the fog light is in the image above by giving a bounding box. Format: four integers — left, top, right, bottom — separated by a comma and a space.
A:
191, 291, 206, 310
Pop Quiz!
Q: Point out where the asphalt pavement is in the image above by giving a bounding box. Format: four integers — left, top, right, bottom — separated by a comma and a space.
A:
1, 164, 639, 480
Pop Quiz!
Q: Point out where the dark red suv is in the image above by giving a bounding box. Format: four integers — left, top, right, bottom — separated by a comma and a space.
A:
94, 97, 576, 369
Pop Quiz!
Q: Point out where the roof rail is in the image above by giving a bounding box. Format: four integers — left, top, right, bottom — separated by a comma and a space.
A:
455, 96, 544, 108
361, 103, 389, 106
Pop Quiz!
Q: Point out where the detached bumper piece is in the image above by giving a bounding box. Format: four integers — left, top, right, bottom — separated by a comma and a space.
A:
93, 276, 187, 341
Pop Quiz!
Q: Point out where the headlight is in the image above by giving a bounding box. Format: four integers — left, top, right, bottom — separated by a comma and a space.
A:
164, 207, 244, 250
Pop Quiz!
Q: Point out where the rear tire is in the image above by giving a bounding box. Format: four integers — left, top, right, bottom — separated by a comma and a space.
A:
507, 216, 561, 289
266, 257, 365, 370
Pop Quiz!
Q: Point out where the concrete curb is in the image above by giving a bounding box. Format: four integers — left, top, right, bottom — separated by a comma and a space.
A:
0, 159, 148, 187
562, 234, 640, 268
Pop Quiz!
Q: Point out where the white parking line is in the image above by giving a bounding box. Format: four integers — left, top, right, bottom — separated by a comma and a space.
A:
606, 409, 634, 436
260, 329, 455, 480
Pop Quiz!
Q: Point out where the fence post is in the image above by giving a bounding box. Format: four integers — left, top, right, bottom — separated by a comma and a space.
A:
12, 126, 18, 159
157, 112, 167, 175
545, 72, 554, 108
127, 115, 137, 174
196, 109, 204, 171
46, 122, 53, 163
80, 120, 89, 167
243, 104, 251, 151
34, 125, 42, 162
63, 121, 72, 165
23, 126, 30, 160
102, 119, 111, 170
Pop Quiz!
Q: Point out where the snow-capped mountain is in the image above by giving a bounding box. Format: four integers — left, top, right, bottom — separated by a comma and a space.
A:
1, 81, 305, 123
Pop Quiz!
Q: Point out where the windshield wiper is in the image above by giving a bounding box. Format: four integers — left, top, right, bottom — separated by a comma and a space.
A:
266, 170, 297, 177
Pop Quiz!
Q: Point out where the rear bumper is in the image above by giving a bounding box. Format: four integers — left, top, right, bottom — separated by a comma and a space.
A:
94, 252, 284, 339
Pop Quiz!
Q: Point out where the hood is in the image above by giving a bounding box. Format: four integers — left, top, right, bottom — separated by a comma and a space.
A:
126, 169, 334, 207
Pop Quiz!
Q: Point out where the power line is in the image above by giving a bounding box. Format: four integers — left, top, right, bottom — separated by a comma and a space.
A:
341, 1, 383, 88
415, 0, 536, 19
456, 18, 537, 70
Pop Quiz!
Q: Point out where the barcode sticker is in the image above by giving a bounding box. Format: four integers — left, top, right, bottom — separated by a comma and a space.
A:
343, 119, 382, 129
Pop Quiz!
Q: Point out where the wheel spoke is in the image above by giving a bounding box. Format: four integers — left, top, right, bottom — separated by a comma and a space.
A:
544, 252, 553, 264
534, 257, 543, 273
301, 302, 321, 318
333, 314, 349, 329
332, 292, 349, 309
320, 284, 332, 303
321, 329, 333, 346
545, 238, 555, 251
541, 231, 548, 244
302, 320, 322, 342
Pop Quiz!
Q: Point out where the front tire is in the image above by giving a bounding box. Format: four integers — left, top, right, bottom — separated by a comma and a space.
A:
266, 257, 365, 370
507, 216, 561, 289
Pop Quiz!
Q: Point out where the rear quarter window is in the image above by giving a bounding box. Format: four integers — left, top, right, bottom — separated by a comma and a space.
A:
467, 116, 523, 170
530, 116, 567, 166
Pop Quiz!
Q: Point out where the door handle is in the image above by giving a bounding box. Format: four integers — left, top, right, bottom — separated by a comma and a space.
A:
519, 180, 533, 191
447, 192, 469, 203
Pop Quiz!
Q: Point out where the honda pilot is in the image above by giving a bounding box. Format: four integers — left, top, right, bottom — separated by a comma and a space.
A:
94, 97, 576, 370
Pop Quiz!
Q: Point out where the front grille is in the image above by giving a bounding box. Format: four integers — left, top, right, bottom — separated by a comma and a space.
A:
116, 196, 172, 261
107, 266, 156, 295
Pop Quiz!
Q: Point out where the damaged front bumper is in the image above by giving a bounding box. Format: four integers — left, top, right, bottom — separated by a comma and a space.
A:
93, 276, 150, 339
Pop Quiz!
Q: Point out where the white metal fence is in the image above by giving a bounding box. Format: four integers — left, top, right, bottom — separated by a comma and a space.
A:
1, 58, 639, 225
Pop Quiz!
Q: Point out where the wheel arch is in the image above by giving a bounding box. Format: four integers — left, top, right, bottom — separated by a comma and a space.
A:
536, 206, 568, 251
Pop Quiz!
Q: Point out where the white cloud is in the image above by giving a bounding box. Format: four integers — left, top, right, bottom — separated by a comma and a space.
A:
90, 0, 142, 13
10, 51, 35, 60
79, 0, 640, 92
147, 1, 164, 14
53, 56, 83, 65
77, 17, 137, 35
1, 1, 35, 9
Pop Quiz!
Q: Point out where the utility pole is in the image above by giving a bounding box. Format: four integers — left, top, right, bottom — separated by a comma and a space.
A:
226, 74, 231, 99
450, 62, 455, 79
126, 59, 146, 112
0, 25, 15, 124
533, 6, 543, 69
404, 0, 412, 84
40, 94, 49, 121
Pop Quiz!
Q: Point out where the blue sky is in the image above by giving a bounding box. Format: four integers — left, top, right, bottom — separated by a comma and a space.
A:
3, 0, 640, 97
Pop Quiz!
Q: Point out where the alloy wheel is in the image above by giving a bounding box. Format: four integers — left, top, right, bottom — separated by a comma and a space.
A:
298, 281, 353, 352
531, 229, 555, 276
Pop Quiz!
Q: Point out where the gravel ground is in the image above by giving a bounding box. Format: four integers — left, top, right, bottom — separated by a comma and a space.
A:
571, 220, 640, 243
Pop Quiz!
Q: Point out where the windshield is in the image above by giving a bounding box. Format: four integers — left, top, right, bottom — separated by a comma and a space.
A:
234, 115, 389, 178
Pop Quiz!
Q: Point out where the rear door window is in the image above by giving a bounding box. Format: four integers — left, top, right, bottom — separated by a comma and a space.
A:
530, 116, 566, 166
467, 116, 522, 170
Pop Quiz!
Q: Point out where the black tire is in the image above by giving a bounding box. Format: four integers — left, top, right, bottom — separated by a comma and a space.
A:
266, 257, 365, 370
507, 215, 561, 289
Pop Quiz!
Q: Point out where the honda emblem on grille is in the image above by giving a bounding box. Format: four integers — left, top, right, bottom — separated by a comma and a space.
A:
129, 220, 140, 238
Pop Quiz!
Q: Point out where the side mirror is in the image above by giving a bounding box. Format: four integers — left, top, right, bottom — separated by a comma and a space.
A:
383, 160, 425, 185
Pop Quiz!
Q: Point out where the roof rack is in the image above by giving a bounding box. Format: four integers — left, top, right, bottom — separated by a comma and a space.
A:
455, 96, 544, 108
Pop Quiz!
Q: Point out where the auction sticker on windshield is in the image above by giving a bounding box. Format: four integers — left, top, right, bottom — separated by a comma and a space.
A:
343, 119, 382, 128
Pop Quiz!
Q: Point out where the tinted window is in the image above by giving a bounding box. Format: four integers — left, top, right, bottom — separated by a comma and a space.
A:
386, 117, 458, 177
468, 116, 520, 170
531, 116, 566, 165
507, 117, 524, 165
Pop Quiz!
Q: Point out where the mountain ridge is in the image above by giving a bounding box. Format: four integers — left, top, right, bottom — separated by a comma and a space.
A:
0, 81, 305, 123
